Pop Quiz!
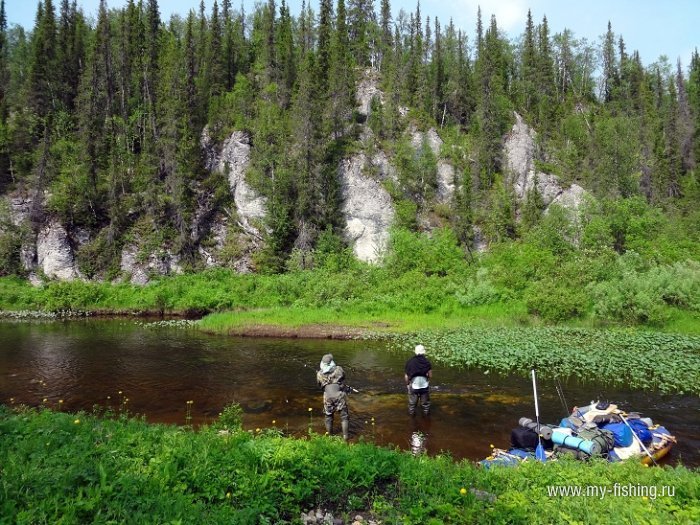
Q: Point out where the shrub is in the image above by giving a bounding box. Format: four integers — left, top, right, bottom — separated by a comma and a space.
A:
524, 278, 589, 322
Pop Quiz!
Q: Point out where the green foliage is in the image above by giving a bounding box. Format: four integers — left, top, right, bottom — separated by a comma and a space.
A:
1, 407, 698, 524
525, 278, 589, 321
216, 402, 243, 431
384, 227, 466, 278
589, 258, 700, 324
387, 326, 700, 394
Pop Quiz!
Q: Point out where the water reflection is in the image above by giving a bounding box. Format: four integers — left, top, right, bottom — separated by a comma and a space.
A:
0, 320, 698, 466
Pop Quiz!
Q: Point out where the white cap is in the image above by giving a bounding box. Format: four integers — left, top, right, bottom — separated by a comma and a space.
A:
414, 344, 426, 355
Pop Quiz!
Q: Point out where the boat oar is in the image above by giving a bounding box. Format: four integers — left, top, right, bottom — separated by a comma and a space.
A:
618, 412, 658, 466
531, 369, 547, 462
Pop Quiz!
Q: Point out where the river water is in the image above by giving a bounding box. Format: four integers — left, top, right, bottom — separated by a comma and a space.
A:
1, 320, 698, 466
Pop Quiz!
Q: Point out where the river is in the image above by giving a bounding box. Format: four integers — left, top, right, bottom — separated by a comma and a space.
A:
1, 319, 697, 466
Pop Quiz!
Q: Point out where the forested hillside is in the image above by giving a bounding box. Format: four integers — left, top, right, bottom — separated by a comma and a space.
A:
0, 0, 698, 324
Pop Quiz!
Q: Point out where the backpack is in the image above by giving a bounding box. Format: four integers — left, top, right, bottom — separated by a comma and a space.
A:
576, 427, 615, 455
601, 422, 633, 447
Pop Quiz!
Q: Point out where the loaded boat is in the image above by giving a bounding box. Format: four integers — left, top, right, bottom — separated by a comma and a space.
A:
480, 401, 676, 468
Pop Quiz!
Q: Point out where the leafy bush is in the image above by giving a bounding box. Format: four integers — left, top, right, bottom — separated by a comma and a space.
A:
454, 268, 502, 307
217, 402, 243, 431
589, 257, 700, 325
524, 278, 589, 322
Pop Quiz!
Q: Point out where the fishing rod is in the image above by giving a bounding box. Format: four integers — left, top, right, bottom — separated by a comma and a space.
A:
555, 377, 570, 417
531, 369, 547, 462
617, 411, 658, 466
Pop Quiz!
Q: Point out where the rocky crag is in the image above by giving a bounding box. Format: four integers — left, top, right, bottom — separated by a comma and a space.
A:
1, 76, 587, 283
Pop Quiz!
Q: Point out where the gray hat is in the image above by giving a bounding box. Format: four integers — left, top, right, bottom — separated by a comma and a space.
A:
320, 354, 336, 374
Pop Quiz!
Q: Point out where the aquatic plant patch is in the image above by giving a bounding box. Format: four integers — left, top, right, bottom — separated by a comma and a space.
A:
384, 327, 700, 395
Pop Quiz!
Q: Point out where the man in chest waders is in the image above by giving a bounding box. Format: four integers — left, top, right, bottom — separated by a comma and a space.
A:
404, 344, 432, 416
316, 354, 350, 440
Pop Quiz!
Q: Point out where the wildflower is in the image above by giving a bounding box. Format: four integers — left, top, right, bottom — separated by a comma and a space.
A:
118, 391, 123, 395
642, 496, 648, 501
226, 492, 231, 499
255, 428, 261, 433
490, 444, 494, 449
74, 419, 80, 424
460, 488, 467, 495
58, 399, 64, 404
308, 407, 313, 412
42, 398, 48, 403
272, 420, 276, 424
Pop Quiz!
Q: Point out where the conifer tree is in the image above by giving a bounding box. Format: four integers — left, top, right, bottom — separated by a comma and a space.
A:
326, 0, 354, 138
27, 0, 58, 124
317, 0, 333, 94
601, 21, 618, 103
0, 0, 7, 119
520, 9, 537, 113
208, 0, 225, 96
348, 0, 373, 67
277, 0, 296, 106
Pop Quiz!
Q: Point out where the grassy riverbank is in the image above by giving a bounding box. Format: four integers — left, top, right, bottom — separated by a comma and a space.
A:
1, 406, 698, 524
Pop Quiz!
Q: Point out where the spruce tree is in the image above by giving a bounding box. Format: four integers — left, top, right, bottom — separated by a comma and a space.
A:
601, 21, 618, 103
27, 0, 58, 125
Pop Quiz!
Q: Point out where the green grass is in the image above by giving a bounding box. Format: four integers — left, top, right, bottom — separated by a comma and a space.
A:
197, 302, 530, 335
1, 406, 698, 524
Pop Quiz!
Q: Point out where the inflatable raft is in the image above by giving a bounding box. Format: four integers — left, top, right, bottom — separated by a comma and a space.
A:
480, 401, 676, 468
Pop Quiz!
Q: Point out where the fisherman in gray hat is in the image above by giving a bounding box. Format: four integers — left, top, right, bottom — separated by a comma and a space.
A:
316, 353, 350, 440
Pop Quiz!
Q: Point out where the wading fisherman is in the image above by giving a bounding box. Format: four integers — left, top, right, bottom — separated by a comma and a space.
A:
404, 344, 432, 416
316, 353, 350, 440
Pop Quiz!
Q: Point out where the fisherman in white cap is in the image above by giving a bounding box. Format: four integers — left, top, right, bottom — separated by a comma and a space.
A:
316, 353, 350, 440
404, 344, 432, 416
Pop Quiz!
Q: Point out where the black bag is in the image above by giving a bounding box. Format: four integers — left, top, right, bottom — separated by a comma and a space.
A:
510, 427, 553, 450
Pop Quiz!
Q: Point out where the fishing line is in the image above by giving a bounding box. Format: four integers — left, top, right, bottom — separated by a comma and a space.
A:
555, 377, 569, 416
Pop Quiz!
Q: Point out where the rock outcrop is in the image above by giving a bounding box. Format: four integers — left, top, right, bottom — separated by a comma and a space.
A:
202, 129, 267, 238
36, 220, 79, 281
339, 154, 395, 263
120, 245, 182, 286
505, 113, 587, 214
356, 68, 384, 117
200, 128, 267, 273
409, 127, 456, 203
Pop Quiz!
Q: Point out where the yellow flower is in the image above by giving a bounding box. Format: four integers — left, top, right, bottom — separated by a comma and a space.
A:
272, 420, 277, 424
42, 398, 48, 403
460, 488, 467, 495
255, 428, 261, 432
58, 399, 64, 404
74, 419, 80, 424
226, 492, 231, 499
118, 391, 123, 395
490, 444, 494, 448
642, 496, 648, 501
308, 407, 313, 412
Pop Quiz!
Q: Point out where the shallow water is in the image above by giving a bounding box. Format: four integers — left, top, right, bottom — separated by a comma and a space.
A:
1, 320, 697, 466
